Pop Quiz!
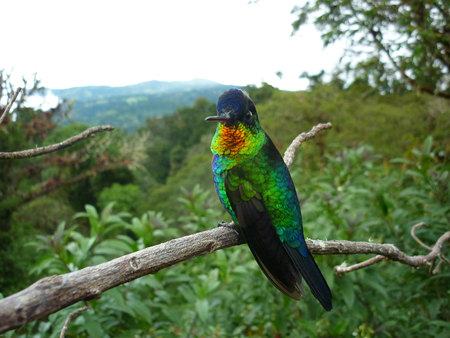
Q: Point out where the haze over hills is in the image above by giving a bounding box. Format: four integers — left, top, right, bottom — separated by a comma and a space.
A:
51, 79, 234, 131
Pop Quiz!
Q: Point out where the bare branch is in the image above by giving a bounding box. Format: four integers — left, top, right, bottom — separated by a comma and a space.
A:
0, 125, 115, 160
334, 222, 450, 276
335, 255, 387, 276
283, 122, 332, 168
0, 87, 22, 124
411, 222, 432, 250
60, 306, 90, 338
410, 222, 450, 267
0, 226, 241, 333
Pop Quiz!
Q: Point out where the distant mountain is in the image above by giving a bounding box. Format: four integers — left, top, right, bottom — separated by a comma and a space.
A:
51, 79, 234, 131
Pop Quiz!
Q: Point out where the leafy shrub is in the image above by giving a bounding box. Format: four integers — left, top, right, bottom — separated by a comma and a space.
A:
98, 183, 144, 214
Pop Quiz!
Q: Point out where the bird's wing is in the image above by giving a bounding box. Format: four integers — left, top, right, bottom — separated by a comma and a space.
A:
224, 170, 304, 300
261, 137, 333, 311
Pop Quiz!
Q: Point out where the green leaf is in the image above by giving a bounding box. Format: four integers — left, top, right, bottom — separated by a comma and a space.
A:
83, 310, 107, 337
195, 299, 209, 322
341, 280, 356, 308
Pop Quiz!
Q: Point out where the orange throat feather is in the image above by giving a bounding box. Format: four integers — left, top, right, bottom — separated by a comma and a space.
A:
211, 122, 265, 160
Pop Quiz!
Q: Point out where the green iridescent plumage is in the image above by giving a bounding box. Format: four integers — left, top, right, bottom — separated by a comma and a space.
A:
206, 89, 332, 311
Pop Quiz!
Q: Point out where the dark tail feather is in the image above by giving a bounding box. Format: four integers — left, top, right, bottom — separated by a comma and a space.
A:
226, 185, 332, 310
231, 191, 303, 300
284, 245, 333, 311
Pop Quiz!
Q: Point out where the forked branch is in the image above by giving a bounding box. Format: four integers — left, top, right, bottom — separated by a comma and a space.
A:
334, 227, 449, 276
0, 87, 22, 124
283, 122, 332, 168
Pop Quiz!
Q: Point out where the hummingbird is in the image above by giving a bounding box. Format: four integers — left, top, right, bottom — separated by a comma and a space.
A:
205, 88, 332, 311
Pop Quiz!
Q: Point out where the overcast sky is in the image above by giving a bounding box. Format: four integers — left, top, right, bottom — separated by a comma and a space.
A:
3, 0, 344, 91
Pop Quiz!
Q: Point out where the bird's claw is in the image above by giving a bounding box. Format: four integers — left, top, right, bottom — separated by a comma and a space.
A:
217, 221, 244, 241
217, 220, 234, 228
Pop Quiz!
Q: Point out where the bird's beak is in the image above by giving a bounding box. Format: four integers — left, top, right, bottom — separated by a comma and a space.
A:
205, 114, 232, 123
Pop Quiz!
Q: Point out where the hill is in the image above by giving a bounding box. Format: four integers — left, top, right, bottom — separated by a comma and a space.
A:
52, 79, 234, 131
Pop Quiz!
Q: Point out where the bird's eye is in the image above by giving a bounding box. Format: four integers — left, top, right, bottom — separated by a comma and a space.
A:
246, 111, 253, 119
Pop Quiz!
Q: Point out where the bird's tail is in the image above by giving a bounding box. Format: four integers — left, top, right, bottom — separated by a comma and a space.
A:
283, 244, 332, 311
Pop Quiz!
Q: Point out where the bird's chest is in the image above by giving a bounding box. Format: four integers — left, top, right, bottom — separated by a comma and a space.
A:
210, 123, 265, 171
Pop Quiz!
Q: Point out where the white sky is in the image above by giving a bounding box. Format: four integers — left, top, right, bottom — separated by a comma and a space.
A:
2, 0, 344, 91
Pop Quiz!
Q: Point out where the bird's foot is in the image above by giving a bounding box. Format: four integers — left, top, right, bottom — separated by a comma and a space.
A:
217, 220, 234, 228
217, 221, 245, 242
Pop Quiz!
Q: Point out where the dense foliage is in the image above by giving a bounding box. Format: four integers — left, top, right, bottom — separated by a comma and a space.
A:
292, 0, 450, 97
4, 137, 449, 337
0, 77, 133, 293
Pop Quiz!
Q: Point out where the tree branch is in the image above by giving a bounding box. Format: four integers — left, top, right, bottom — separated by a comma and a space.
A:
410, 222, 432, 250
1, 226, 448, 333
347, 3, 450, 99
60, 305, 90, 338
411, 222, 450, 267
0, 125, 115, 160
0, 87, 22, 124
334, 255, 387, 276
0, 226, 241, 333
333, 228, 450, 276
283, 122, 332, 168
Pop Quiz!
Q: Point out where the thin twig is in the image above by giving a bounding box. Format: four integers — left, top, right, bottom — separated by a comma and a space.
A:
410, 222, 450, 267
60, 306, 89, 338
283, 122, 332, 168
331, 227, 450, 276
0, 87, 22, 124
411, 222, 432, 250
0, 125, 114, 159
431, 260, 444, 274
335, 255, 387, 276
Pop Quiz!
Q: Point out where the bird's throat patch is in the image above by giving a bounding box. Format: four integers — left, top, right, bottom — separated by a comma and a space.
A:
211, 123, 265, 159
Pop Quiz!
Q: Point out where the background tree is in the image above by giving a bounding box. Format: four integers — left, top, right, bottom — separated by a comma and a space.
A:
0, 72, 130, 293
292, 0, 450, 97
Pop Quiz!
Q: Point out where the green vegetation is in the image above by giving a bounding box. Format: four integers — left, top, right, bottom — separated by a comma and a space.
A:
0, 93, 133, 294
1, 81, 449, 336
5, 135, 449, 337
293, 0, 449, 98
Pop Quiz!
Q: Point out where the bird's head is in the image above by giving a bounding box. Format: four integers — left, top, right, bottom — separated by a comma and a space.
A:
205, 88, 259, 127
